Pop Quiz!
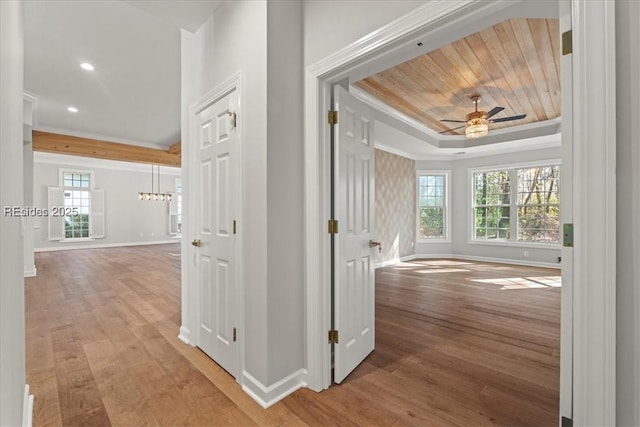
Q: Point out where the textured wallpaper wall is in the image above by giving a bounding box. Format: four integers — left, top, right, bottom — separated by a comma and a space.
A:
375, 148, 416, 265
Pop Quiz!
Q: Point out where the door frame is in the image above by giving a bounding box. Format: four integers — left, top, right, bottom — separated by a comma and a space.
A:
183, 71, 245, 383
303, 1, 617, 424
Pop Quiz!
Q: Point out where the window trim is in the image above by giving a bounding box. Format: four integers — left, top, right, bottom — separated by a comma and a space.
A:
416, 170, 451, 244
59, 168, 95, 242
468, 160, 561, 248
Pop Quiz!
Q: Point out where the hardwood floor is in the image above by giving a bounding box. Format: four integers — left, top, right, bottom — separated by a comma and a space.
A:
26, 246, 560, 426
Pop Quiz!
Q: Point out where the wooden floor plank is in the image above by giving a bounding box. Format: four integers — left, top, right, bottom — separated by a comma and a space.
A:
26, 247, 560, 426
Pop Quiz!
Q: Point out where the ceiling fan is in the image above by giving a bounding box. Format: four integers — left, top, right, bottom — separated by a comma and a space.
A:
439, 95, 527, 139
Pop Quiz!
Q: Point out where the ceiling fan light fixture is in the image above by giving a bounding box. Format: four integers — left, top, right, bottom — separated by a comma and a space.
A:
465, 120, 489, 139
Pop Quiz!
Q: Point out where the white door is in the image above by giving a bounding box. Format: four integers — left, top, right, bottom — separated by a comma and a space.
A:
333, 85, 376, 383
194, 89, 239, 378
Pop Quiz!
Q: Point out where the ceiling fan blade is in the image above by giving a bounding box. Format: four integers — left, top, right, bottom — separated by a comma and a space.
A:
490, 114, 527, 123
485, 106, 505, 118
440, 119, 466, 123
439, 125, 466, 134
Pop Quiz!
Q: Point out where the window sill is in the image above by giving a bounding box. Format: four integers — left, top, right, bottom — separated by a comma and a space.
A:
416, 239, 451, 244
60, 238, 95, 243
468, 239, 561, 249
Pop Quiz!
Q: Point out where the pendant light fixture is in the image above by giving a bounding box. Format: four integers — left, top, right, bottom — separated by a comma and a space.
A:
139, 164, 172, 202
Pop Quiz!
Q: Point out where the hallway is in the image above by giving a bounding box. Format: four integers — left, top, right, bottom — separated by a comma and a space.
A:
26, 246, 559, 426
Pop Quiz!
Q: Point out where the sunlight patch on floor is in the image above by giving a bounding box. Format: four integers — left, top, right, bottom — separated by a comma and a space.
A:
471, 276, 562, 290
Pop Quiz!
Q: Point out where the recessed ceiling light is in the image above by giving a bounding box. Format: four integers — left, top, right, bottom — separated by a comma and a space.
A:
80, 62, 94, 71
67, 106, 78, 113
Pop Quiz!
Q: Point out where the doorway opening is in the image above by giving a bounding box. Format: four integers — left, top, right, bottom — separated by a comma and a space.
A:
307, 0, 576, 423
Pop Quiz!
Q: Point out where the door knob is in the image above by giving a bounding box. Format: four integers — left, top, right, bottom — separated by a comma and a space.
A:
369, 240, 381, 253
191, 239, 201, 247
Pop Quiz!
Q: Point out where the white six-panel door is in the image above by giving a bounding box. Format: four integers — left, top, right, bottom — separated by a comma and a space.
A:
333, 85, 376, 383
195, 89, 239, 378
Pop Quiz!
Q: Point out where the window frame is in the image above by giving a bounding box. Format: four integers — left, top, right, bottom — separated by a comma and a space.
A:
416, 170, 451, 243
59, 169, 95, 242
468, 160, 561, 249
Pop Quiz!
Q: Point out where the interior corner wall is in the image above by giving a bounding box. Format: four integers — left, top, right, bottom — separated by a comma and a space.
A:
375, 148, 416, 265
451, 147, 562, 265
23, 131, 35, 275
414, 159, 454, 256
188, 0, 270, 384
266, 0, 305, 386
0, 1, 26, 424
302, 0, 425, 66
32, 157, 180, 249
615, 0, 640, 424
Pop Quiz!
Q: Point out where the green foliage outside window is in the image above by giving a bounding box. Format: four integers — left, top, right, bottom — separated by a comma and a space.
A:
473, 166, 560, 243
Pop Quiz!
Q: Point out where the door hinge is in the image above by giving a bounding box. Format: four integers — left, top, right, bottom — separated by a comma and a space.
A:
328, 219, 339, 234
563, 223, 574, 247
562, 30, 572, 55
328, 329, 339, 344
233, 220, 237, 235
233, 327, 237, 342
328, 110, 338, 125
228, 111, 237, 128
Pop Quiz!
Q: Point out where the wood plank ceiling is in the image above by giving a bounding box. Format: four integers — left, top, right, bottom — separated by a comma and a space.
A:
354, 18, 560, 136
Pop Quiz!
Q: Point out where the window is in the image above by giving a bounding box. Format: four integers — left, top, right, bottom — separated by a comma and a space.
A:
471, 163, 560, 245
169, 178, 182, 236
473, 170, 511, 240
417, 171, 450, 241
517, 166, 560, 242
63, 172, 91, 239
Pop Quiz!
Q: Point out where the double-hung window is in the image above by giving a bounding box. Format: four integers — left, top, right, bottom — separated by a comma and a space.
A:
517, 166, 560, 242
63, 172, 91, 239
471, 162, 560, 245
416, 171, 450, 241
169, 178, 182, 235
473, 170, 511, 240
48, 169, 104, 241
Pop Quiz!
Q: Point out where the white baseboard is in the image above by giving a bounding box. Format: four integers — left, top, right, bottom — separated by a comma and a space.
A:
409, 253, 560, 269
22, 384, 33, 427
34, 240, 179, 252
178, 326, 192, 346
242, 369, 307, 408
24, 266, 37, 277
374, 254, 417, 269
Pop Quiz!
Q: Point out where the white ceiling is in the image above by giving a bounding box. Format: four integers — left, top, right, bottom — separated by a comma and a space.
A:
24, 0, 196, 149
122, 0, 222, 33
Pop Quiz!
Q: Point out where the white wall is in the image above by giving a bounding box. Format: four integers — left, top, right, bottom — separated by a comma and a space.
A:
451, 147, 562, 265
266, 0, 305, 386
303, 0, 425, 65
33, 153, 180, 250
182, 0, 271, 386
0, 1, 27, 425
615, 1, 640, 424
183, 0, 305, 396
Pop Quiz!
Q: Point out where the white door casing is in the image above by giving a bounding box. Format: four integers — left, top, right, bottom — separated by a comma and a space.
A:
333, 85, 376, 383
558, 0, 573, 420
195, 88, 240, 378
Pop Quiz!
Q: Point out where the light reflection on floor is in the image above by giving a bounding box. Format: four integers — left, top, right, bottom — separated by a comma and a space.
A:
388, 259, 562, 290
472, 276, 562, 290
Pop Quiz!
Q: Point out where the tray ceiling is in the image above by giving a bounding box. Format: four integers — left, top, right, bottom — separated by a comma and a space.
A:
354, 18, 560, 136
